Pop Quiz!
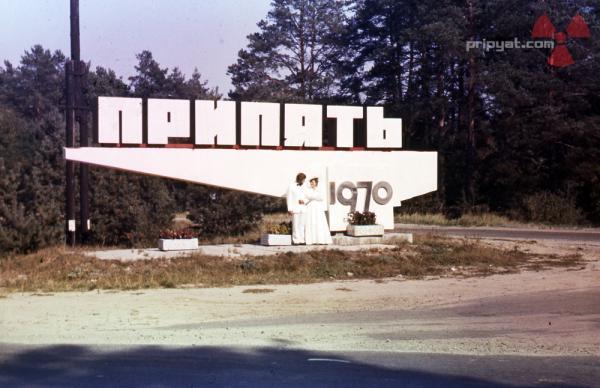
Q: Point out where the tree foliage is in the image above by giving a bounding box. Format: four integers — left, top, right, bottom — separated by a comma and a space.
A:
229, 0, 599, 223
0, 47, 66, 253
1, 0, 600, 255
0, 48, 273, 254
228, 0, 351, 101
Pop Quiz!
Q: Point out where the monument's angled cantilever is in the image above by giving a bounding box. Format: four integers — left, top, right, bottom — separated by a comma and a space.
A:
65, 97, 438, 232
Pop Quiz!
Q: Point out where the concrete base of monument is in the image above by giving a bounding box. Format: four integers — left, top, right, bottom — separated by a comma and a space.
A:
158, 238, 199, 251
346, 224, 385, 237
333, 232, 413, 245
260, 234, 292, 246
86, 233, 413, 261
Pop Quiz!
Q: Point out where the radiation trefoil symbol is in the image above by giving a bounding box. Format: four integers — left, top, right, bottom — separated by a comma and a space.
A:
532, 13, 591, 67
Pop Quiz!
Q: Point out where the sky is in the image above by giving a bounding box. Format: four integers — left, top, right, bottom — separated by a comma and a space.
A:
0, 0, 272, 93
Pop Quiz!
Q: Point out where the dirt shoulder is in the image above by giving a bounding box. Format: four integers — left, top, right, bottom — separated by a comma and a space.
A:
1, 238, 599, 357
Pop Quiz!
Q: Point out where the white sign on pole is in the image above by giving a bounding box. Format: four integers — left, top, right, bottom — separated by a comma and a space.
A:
67, 97, 437, 232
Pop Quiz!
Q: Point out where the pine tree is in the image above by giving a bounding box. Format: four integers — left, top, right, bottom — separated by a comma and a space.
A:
228, 0, 351, 101
475, 0, 600, 221
128, 51, 221, 99
0, 46, 66, 253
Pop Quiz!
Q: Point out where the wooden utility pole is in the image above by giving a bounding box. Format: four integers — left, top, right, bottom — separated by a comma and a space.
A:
65, 0, 90, 245
65, 58, 75, 246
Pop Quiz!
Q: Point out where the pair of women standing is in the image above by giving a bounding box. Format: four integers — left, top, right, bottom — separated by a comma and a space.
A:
286, 173, 333, 245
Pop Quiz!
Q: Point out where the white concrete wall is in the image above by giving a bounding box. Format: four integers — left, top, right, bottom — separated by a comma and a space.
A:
65, 147, 437, 231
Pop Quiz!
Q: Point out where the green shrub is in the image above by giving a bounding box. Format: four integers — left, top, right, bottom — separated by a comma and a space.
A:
188, 189, 265, 237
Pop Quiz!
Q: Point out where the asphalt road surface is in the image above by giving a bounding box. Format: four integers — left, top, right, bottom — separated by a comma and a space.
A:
395, 224, 600, 243
0, 343, 598, 387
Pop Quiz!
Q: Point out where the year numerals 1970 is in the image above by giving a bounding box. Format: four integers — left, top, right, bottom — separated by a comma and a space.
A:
329, 181, 393, 212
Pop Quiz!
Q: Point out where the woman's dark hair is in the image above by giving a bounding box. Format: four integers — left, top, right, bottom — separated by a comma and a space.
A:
310, 177, 319, 185
296, 173, 306, 184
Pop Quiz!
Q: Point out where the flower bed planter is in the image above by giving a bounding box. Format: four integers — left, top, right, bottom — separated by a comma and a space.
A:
346, 224, 384, 237
158, 238, 199, 251
260, 234, 292, 246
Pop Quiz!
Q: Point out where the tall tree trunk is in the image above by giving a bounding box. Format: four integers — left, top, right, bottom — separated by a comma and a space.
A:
298, 3, 306, 100
435, 57, 447, 210
465, 0, 477, 207
308, 6, 317, 100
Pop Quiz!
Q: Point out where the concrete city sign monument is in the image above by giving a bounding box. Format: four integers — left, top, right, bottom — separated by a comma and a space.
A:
65, 97, 438, 232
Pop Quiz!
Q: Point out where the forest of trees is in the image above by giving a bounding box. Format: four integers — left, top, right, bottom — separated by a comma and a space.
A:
1, 0, 599, 254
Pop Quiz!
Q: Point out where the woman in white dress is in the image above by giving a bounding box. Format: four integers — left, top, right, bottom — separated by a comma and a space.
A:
304, 177, 333, 245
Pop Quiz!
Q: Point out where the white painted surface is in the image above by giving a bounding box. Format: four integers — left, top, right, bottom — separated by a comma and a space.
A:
326, 164, 397, 231
147, 99, 190, 144
366, 107, 402, 148
97, 97, 143, 144
327, 105, 363, 148
65, 147, 437, 231
260, 234, 293, 246
195, 100, 236, 145
96, 98, 409, 149
346, 224, 385, 237
284, 103, 322, 147
158, 238, 199, 251
241, 102, 280, 146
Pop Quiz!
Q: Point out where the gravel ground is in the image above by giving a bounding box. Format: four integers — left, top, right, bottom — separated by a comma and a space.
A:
1, 238, 599, 358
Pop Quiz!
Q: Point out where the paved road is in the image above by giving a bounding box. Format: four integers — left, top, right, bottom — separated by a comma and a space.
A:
2, 286, 599, 387
0, 343, 597, 387
394, 224, 600, 243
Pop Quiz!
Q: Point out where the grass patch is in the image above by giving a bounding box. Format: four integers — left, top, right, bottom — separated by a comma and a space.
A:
395, 211, 594, 229
0, 236, 584, 294
412, 235, 527, 276
395, 212, 518, 227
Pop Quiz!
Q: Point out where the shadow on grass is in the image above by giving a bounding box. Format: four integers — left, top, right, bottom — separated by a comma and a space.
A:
0, 344, 594, 387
